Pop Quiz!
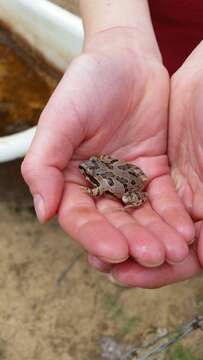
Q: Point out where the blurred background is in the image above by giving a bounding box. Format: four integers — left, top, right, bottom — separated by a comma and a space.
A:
0, 1, 203, 359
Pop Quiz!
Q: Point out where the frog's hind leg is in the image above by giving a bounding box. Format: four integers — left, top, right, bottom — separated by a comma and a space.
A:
122, 191, 148, 209
110, 192, 147, 213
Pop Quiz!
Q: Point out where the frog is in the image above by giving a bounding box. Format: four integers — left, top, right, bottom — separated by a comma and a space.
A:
79, 155, 148, 208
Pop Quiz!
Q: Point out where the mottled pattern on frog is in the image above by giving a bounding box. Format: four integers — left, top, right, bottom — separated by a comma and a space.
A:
79, 155, 148, 208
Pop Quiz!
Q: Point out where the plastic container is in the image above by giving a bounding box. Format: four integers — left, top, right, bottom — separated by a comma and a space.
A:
0, 0, 83, 162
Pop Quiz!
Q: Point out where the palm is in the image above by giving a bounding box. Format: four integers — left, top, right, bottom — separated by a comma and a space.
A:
55, 39, 193, 267
169, 77, 203, 221
100, 43, 203, 288
107, 44, 203, 289
23, 29, 194, 269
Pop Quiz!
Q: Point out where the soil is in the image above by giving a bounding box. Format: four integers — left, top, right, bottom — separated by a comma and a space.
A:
1, 161, 203, 360
51, 0, 79, 15
0, 1, 203, 359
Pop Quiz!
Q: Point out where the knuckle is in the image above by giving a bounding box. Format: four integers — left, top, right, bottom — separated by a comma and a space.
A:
21, 157, 36, 183
58, 206, 68, 229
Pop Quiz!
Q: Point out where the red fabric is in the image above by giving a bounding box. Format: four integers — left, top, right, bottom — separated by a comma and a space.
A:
148, 0, 203, 75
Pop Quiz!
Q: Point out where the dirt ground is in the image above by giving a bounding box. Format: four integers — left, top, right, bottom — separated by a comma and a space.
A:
0, 1, 203, 359
1, 162, 203, 360
51, 0, 79, 14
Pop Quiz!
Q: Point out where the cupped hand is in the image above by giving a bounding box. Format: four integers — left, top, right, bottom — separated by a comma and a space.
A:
21, 27, 194, 268
88, 244, 201, 288
169, 41, 203, 267
96, 41, 203, 288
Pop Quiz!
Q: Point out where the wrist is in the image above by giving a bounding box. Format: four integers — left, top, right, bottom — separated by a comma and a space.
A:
84, 26, 162, 64
80, 0, 162, 63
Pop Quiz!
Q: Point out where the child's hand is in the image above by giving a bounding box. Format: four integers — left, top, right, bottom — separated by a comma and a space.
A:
94, 41, 203, 288
22, 27, 194, 268
169, 41, 203, 268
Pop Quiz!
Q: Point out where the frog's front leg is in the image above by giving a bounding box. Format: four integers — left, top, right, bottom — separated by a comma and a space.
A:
122, 191, 148, 208
82, 186, 105, 197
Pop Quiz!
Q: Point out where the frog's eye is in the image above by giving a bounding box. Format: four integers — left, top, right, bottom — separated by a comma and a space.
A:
107, 178, 114, 186
90, 156, 98, 162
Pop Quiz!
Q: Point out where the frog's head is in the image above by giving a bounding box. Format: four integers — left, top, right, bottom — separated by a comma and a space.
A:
79, 160, 92, 177
79, 157, 99, 183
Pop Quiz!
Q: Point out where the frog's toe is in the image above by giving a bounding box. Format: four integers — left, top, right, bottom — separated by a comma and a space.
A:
80, 186, 92, 195
124, 202, 144, 209
81, 186, 102, 197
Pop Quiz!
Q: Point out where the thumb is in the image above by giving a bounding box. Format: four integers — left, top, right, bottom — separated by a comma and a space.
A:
21, 69, 86, 222
21, 161, 64, 223
196, 221, 203, 267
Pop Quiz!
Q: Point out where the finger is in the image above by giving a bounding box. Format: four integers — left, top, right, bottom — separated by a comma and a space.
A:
112, 156, 189, 264
132, 155, 169, 181
21, 66, 87, 222
178, 41, 203, 72
21, 161, 64, 223
132, 202, 189, 264
58, 183, 129, 262
195, 220, 202, 238
110, 155, 169, 181
97, 198, 165, 267
110, 247, 201, 288
88, 254, 113, 273
149, 175, 195, 243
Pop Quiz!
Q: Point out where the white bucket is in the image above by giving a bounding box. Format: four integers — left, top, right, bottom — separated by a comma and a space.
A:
0, 0, 83, 162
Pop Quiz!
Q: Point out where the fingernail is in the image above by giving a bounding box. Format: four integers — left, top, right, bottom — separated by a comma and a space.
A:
88, 255, 103, 268
187, 238, 195, 245
106, 274, 132, 288
88, 255, 112, 272
33, 194, 46, 223
100, 255, 129, 264
167, 258, 187, 265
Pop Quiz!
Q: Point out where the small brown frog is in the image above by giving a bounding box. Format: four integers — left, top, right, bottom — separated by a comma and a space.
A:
79, 155, 148, 208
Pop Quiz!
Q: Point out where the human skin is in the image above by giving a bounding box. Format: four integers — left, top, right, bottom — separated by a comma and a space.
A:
92, 42, 203, 288
21, 1, 194, 272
